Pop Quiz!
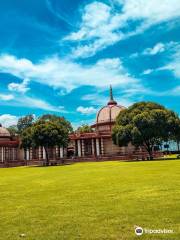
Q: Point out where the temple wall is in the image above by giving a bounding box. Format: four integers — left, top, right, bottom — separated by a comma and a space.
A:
103, 138, 135, 155
18, 148, 25, 160
103, 138, 125, 155
97, 125, 111, 132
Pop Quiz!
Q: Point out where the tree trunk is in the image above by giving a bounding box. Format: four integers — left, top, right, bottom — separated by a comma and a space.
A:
44, 147, 49, 166
146, 145, 153, 160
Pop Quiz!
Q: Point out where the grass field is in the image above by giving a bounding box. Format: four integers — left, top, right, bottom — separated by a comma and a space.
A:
0, 160, 179, 240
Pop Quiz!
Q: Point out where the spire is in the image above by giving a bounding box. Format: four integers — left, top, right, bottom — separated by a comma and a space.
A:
108, 85, 117, 105
110, 85, 114, 101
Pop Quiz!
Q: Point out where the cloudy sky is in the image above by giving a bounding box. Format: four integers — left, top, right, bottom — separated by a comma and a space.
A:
0, 0, 180, 128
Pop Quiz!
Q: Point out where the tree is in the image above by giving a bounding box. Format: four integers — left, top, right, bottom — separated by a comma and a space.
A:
77, 124, 93, 133
168, 117, 180, 152
21, 114, 72, 166
112, 102, 179, 159
21, 127, 34, 149
7, 125, 18, 136
17, 115, 34, 134
39, 114, 73, 133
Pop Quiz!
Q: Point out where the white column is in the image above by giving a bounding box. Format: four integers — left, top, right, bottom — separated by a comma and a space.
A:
55, 147, 58, 159
22, 149, 25, 160
38, 147, 42, 160
92, 139, 95, 155
12, 148, 15, 161
26, 149, 30, 160
96, 139, 100, 156
60, 147, 64, 158
1, 147, 4, 162
77, 140, 81, 157
43, 147, 46, 159
101, 138, 104, 155
29, 148, 32, 160
82, 140, 85, 157
2, 147, 5, 162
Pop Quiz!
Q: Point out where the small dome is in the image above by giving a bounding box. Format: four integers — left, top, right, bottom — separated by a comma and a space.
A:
0, 124, 11, 137
96, 105, 125, 123
96, 86, 125, 124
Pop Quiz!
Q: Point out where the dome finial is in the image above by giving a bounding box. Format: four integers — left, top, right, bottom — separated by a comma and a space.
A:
108, 85, 117, 105
110, 85, 114, 101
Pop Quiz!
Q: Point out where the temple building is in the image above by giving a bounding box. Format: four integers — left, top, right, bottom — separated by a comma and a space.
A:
0, 87, 161, 167
0, 124, 23, 167
68, 86, 130, 159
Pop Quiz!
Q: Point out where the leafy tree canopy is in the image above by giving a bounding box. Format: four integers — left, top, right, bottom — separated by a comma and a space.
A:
7, 125, 18, 136
21, 114, 72, 165
39, 114, 73, 133
17, 114, 34, 134
112, 102, 180, 159
77, 124, 93, 133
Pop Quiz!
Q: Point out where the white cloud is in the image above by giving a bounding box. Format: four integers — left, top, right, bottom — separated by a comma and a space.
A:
0, 114, 18, 127
149, 86, 180, 97
64, 2, 112, 41
82, 90, 138, 108
160, 47, 180, 78
64, 0, 180, 58
0, 93, 14, 101
118, 0, 180, 22
0, 54, 143, 112
0, 54, 138, 91
12, 96, 66, 113
170, 86, 180, 96
143, 43, 165, 55
77, 106, 97, 115
142, 69, 154, 75
0, 92, 65, 113
8, 78, 30, 93
131, 41, 178, 58
17, 96, 65, 112
144, 43, 180, 77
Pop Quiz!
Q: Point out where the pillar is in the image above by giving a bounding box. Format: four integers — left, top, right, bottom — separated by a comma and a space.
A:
38, 147, 40, 160
43, 147, 46, 159
12, 148, 15, 161
26, 149, 30, 160
77, 140, 81, 157
82, 140, 85, 157
1, 147, 4, 162
92, 139, 95, 155
60, 147, 64, 158
96, 138, 100, 156
29, 148, 33, 160
101, 138, 104, 155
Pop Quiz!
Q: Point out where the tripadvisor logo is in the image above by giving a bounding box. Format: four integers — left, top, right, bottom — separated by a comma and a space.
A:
135, 226, 143, 236
134, 226, 174, 236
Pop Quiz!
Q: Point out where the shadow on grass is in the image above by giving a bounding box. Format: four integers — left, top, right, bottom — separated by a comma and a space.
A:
25, 157, 180, 168
123, 157, 180, 163
27, 162, 75, 168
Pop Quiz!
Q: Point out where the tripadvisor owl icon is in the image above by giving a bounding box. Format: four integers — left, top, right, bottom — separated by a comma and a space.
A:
135, 226, 143, 236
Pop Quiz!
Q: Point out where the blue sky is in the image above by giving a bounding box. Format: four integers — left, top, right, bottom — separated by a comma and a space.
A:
0, 0, 180, 128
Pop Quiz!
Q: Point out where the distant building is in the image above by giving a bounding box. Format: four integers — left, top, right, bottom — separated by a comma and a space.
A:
0, 124, 24, 167
161, 141, 179, 152
0, 87, 163, 167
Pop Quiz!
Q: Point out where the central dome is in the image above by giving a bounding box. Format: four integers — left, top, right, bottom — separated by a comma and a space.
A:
0, 124, 11, 137
96, 86, 125, 124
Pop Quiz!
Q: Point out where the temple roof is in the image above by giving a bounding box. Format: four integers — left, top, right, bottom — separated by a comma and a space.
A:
0, 124, 11, 137
96, 86, 125, 124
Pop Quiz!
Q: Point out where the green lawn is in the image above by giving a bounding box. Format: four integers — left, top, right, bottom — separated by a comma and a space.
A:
162, 154, 179, 159
0, 160, 179, 240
